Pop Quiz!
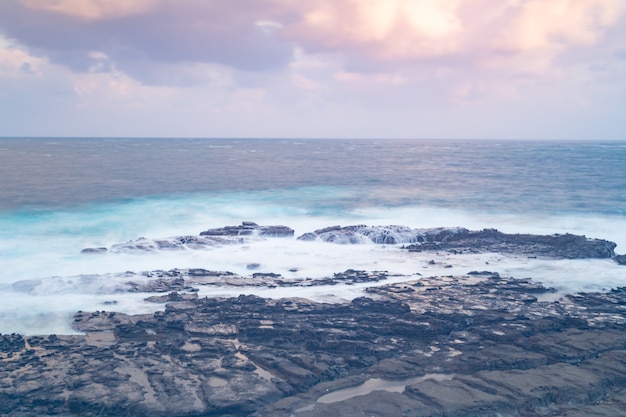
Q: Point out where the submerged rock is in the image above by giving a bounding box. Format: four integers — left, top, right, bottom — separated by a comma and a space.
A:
81, 222, 294, 254
297, 225, 466, 245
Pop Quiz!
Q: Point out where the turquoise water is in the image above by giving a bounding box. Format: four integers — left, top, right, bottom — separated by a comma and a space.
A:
1, 138, 625, 335
3, 138, 626, 251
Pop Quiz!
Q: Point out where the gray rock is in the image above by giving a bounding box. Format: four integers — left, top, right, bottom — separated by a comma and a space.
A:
404, 228, 617, 259
297, 225, 466, 245
4, 274, 626, 416
200, 221, 294, 237
296, 226, 616, 259
614, 254, 626, 265
80, 247, 108, 254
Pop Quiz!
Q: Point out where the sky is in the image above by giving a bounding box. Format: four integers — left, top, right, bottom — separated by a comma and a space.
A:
0, 0, 625, 139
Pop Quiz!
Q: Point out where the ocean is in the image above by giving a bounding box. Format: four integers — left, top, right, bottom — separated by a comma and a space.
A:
1, 138, 625, 335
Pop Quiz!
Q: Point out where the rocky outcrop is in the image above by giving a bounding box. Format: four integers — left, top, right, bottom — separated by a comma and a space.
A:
3, 272, 626, 416
81, 235, 248, 254
4, 268, 390, 296
297, 225, 466, 245
200, 221, 294, 237
81, 222, 294, 254
403, 228, 617, 259
82, 223, 621, 262
79, 247, 108, 254
296, 225, 617, 260
160, 268, 387, 293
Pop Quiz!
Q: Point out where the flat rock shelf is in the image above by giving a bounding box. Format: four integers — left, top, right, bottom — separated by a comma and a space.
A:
2, 272, 626, 416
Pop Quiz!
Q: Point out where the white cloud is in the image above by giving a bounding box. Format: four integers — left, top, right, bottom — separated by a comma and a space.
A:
0, 43, 45, 77
512, 0, 622, 49
2, 0, 623, 81
333, 71, 407, 85
283, 0, 624, 68
18, 0, 155, 20
284, 0, 463, 60
255, 20, 284, 33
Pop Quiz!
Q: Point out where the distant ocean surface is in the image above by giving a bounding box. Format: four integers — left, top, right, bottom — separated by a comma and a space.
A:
1, 138, 626, 335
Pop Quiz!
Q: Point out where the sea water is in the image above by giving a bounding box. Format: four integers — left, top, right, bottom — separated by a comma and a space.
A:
1, 138, 625, 335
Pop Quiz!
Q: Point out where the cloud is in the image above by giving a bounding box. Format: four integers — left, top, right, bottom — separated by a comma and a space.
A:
0, 44, 44, 78
0, 0, 622, 82
282, 0, 624, 74
0, 0, 625, 140
507, 0, 622, 50
616, 47, 626, 60
18, 0, 155, 20
0, 0, 294, 83
283, 0, 464, 61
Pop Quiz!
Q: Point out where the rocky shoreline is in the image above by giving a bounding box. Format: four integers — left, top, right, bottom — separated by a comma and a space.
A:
81, 222, 623, 264
2, 224, 626, 416
2, 273, 626, 416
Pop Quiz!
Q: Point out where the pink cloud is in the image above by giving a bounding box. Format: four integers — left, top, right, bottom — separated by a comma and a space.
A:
0, 0, 294, 80
18, 0, 155, 20
282, 0, 464, 60
281, 0, 624, 68
1, 0, 624, 120
0, 45, 44, 77
2, 0, 621, 77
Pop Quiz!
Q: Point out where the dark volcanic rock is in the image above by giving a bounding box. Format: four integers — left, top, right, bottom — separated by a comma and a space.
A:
83, 223, 618, 263
144, 292, 199, 303
614, 254, 626, 265
297, 225, 616, 260
297, 225, 466, 245
200, 221, 294, 238
404, 228, 616, 259
3, 273, 626, 416
57, 268, 393, 295
80, 247, 108, 254
83, 222, 295, 254
0, 334, 24, 353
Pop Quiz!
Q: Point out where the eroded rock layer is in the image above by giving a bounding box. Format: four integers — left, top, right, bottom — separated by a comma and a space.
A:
2, 273, 626, 416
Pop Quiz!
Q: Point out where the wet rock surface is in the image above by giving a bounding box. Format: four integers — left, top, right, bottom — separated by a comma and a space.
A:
134, 268, 390, 294
81, 223, 624, 265
3, 272, 626, 416
10, 225, 626, 415
297, 225, 467, 245
297, 225, 618, 260
81, 222, 294, 254
200, 221, 294, 238
403, 228, 617, 259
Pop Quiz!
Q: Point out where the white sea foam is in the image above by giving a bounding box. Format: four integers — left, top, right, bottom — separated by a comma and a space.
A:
1, 194, 625, 335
